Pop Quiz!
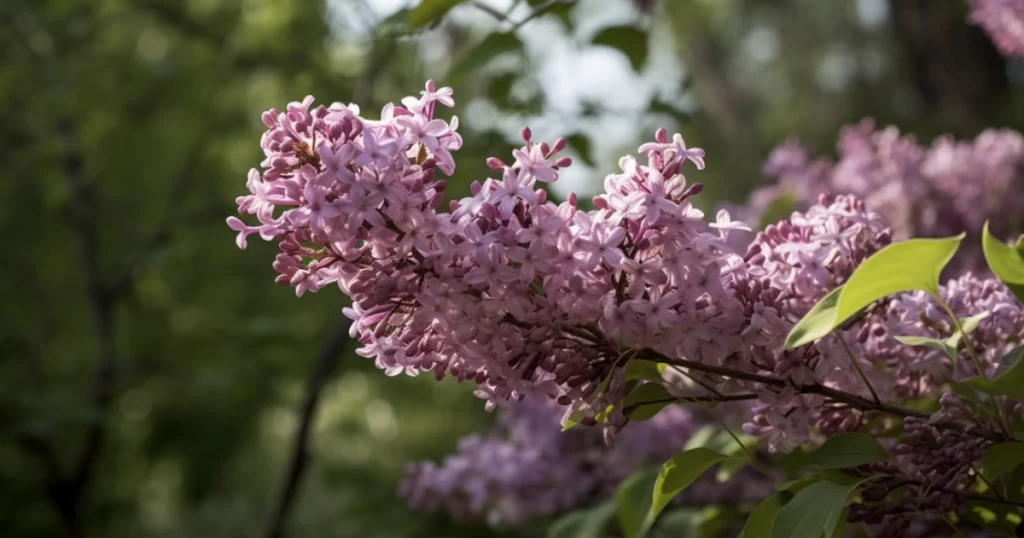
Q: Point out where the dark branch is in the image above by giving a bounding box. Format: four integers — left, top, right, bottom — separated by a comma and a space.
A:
56, 119, 118, 538
263, 320, 351, 538
638, 349, 932, 419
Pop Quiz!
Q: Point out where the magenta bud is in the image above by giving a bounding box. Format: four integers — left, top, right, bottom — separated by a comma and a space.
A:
592, 196, 608, 209
486, 157, 507, 170
554, 157, 572, 168
540, 142, 550, 155
551, 137, 567, 154
655, 127, 668, 143
681, 182, 704, 198
568, 192, 577, 207
520, 126, 532, 143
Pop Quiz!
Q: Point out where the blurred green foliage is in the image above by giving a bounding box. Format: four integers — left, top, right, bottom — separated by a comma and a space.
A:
2, 0, 1023, 537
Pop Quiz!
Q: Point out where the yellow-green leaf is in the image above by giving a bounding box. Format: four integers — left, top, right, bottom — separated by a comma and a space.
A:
982, 222, 1024, 303
786, 235, 964, 349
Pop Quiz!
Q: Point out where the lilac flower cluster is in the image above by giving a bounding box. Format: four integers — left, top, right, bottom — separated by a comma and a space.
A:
230, 81, 755, 428
850, 398, 990, 538
733, 194, 892, 451
399, 397, 695, 525
731, 120, 1024, 271
971, 0, 1024, 58
859, 273, 1024, 402
400, 397, 772, 525
230, 83, 1024, 535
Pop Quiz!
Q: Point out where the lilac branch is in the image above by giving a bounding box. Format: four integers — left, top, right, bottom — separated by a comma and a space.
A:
637, 349, 932, 420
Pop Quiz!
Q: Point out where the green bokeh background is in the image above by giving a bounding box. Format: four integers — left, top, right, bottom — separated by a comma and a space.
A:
2, 0, 1021, 537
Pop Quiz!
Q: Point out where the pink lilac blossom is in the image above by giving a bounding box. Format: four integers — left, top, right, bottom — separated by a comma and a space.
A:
229, 82, 753, 436
228, 82, 1016, 463
733, 194, 893, 451
399, 397, 772, 526
858, 273, 1024, 400
727, 120, 1024, 272
971, 0, 1024, 58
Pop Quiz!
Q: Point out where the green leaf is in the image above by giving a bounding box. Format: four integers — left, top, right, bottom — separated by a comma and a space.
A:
894, 335, 957, 363
651, 448, 736, 522
982, 442, 1024, 481
449, 32, 523, 83
567, 134, 594, 167
624, 360, 666, 382
622, 383, 677, 421
615, 469, 659, 538
982, 222, 1024, 302
786, 235, 965, 349
805, 433, 889, 470
548, 502, 615, 538
377, 8, 411, 32
770, 479, 866, 538
956, 311, 991, 339
409, 0, 467, 28
996, 345, 1024, 377
562, 411, 583, 431
784, 286, 844, 349
592, 26, 649, 71
902, 311, 991, 370
740, 492, 790, 538
965, 345, 1024, 398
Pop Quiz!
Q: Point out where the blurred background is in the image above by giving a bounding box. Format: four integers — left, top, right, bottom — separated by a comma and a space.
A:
2, 0, 1022, 537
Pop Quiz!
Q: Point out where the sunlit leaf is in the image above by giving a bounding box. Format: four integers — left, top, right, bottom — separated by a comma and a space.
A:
592, 26, 649, 71
894, 335, 957, 363
650, 448, 737, 523
982, 222, 1024, 302
786, 235, 964, 348
784, 286, 843, 349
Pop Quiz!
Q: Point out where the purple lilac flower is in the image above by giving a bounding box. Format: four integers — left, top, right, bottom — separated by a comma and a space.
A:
400, 397, 772, 526
971, 0, 1024, 57
730, 120, 1024, 273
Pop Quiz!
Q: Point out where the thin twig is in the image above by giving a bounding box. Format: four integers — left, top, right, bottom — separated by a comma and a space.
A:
835, 328, 882, 405
511, 0, 576, 30
637, 349, 932, 419
263, 320, 350, 538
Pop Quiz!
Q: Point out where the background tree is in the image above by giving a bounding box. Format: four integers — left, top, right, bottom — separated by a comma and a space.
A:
1, 1, 1022, 537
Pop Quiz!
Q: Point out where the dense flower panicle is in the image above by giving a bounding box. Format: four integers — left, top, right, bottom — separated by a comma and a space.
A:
859, 273, 1024, 399
734, 120, 1024, 271
400, 397, 771, 525
232, 83, 1024, 535
850, 399, 990, 538
734, 194, 892, 451
971, 0, 1024, 57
